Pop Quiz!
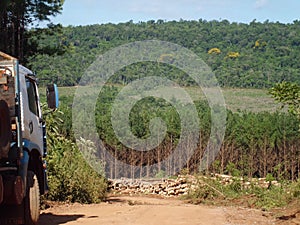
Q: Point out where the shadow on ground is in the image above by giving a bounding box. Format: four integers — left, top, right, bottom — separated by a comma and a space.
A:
39, 213, 85, 225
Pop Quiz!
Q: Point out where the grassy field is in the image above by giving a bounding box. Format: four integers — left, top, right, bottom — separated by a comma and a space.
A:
46, 86, 279, 113
187, 87, 278, 112
222, 88, 278, 112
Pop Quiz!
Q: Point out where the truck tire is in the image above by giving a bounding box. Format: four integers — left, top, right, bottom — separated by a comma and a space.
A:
24, 171, 40, 225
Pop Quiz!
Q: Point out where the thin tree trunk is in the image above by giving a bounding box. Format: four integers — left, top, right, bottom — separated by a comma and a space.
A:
140, 151, 143, 179
263, 136, 267, 177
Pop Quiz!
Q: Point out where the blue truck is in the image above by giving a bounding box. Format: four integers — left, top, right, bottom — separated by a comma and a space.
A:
0, 51, 59, 224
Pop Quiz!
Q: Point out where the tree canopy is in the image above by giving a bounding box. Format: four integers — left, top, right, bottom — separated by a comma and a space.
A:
270, 82, 300, 125
0, 0, 64, 61
28, 19, 300, 88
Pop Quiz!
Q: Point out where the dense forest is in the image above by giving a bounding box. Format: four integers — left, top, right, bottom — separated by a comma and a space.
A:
28, 19, 300, 88
27, 19, 300, 180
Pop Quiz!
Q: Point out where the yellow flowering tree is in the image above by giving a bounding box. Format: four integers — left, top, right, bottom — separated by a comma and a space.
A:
208, 47, 221, 54
226, 51, 240, 59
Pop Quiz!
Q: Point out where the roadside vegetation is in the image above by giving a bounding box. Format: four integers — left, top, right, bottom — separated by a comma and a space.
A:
182, 173, 300, 211
42, 105, 107, 204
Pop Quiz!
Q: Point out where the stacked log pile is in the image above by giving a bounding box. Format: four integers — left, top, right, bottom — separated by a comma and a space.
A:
108, 174, 280, 197
108, 175, 197, 197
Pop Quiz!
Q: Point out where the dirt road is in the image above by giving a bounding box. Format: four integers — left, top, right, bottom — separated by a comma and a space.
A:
39, 196, 280, 225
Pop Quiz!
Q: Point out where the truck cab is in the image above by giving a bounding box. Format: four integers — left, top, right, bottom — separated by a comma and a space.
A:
0, 52, 58, 224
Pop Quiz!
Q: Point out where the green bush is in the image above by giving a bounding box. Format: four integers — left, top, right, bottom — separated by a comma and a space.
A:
44, 108, 107, 203
227, 178, 242, 194
183, 177, 224, 204
225, 162, 241, 177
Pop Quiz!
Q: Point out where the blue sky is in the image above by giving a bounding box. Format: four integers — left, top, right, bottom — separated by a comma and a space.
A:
48, 0, 300, 26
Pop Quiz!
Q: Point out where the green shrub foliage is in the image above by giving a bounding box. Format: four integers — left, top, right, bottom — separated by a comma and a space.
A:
44, 106, 107, 203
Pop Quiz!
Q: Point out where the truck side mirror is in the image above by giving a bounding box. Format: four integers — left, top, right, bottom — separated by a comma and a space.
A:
46, 84, 59, 110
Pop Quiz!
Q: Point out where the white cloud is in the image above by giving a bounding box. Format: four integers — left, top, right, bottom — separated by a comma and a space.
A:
254, 0, 268, 9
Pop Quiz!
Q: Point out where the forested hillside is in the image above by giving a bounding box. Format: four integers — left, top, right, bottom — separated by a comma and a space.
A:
28, 19, 300, 88
32, 19, 300, 181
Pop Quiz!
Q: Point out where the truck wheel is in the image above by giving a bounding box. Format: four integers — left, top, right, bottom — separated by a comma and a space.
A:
24, 171, 40, 225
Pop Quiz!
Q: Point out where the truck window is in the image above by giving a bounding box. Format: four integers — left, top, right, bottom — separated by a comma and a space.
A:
26, 78, 39, 116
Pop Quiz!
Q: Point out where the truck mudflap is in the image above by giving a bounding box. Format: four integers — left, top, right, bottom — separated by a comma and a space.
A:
0, 175, 25, 225
1, 175, 24, 205
0, 99, 11, 159
0, 175, 3, 204
0, 174, 25, 225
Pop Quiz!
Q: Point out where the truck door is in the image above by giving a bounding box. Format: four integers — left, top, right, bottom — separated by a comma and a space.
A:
25, 77, 43, 155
